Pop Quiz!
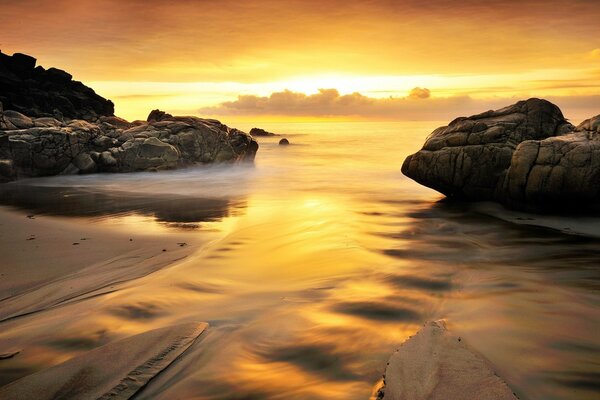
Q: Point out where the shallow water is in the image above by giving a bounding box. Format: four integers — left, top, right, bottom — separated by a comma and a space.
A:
0, 121, 598, 399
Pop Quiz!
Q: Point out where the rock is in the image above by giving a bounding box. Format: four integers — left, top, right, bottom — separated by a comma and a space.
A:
2, 110, 33, 129
502, 115, 600, 209
0, 50, 114, 120
279, 138, 290, 146
99, 151, 118, 168
73, 153, 97, 174
401, 98, 600, 210
0, 110, 258, 180
0, 51, 259, 181
147, 109, 173, 122
249, 127, 278, 136
380, 320, 517, 400
116, 137, 180, 171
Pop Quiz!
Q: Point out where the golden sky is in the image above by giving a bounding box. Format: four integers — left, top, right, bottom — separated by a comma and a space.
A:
1, 0, 599, 121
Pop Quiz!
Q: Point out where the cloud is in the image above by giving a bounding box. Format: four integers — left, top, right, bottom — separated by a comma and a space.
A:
408, 87, 431, 99
199, 89, 600, 122
199, 88, 453, 119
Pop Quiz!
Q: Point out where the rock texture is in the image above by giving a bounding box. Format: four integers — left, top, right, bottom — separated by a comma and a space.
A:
0, 107, 258, 181
0, 51, 114, 120
379, 320, 517, 400
402, 98, 600, 210
502, 114, 600, 209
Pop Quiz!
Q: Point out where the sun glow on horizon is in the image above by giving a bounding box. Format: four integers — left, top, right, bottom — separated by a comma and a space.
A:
88, 66, 600, 122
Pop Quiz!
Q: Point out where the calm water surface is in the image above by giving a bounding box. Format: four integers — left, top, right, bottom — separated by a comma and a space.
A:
0, 121, 598, 399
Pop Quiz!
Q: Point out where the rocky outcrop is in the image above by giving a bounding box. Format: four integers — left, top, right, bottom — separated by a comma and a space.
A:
402, 98, 600, 210
0, 51, 114, 120
0, 107, 258, 181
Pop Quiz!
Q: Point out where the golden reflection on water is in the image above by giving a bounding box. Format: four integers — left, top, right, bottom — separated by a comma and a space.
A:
0, 122, 598, 400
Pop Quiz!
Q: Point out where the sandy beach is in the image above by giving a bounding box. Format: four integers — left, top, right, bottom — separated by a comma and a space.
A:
0, 204, 212, 394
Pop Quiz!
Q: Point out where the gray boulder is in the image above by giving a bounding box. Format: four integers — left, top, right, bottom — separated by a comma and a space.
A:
401, 98, 600, 210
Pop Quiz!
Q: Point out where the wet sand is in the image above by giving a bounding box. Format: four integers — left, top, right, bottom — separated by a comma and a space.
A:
0, 206, 201, 304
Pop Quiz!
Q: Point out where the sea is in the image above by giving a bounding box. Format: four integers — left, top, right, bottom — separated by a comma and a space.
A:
0, 121, 598, 400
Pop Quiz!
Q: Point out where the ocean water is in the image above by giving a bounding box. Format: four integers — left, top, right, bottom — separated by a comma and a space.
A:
0, 121, 598, 399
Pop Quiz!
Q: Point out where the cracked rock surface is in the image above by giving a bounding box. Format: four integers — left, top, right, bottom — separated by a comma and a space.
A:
402, 98, 599, 210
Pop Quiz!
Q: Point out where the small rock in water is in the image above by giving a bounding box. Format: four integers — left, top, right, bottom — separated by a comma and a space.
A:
249, 127, 278, 136
279, 138, 290, 146
72, 242, 79, 245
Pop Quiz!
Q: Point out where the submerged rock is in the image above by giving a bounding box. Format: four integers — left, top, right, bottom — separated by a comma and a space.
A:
0, 107, 258, 181
0, 51, 114, 120
379, 320, 517, 400
402, 98, 599, 210
279, 138, 290, 146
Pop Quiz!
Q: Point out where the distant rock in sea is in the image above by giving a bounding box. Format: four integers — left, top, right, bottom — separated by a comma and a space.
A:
0, 52, 258, 182
279, 138, 290, 146
249, 127, 279, 136
402, 98, 600, 211
0, 51, 114, 120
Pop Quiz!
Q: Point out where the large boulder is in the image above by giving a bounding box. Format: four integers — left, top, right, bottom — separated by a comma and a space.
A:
0, 107, 258, 181
502, 115, 600, 209
0, 51, 114, 120
401, 98, 600, 210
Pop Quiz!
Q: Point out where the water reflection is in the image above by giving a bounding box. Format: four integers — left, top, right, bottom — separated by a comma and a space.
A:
0, 179, 247, 228
373, 200, 600, 400
0, 122, 598, 400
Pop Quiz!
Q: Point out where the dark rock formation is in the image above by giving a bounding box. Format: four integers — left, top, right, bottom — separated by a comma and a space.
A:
249, 127, 278, 136
279, 138, 290, 146
0, 51, 114, 120
0, 107, 258, 181
502, 114, 600, 209
402, 98, 600, 210
0, 51, 260, 182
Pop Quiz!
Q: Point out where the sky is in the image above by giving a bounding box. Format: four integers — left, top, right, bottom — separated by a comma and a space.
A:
1, 0, 599, 122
